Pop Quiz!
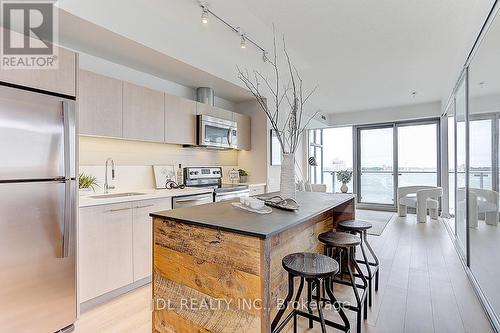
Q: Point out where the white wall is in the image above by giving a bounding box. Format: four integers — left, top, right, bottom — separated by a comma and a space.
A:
327, 101, 442, 127
236, 100, 268, 184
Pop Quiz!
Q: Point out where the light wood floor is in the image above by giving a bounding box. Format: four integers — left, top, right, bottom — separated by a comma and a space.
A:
74, 215, 493, 333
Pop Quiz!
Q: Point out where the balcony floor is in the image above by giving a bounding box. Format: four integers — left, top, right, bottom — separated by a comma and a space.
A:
74, 214, 493, 333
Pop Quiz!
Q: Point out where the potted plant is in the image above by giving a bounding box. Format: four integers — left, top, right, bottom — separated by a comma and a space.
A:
336, 170, 353, 193
237, 27, 318, 200
79, 173, 99, 194
238, 169, 248, 183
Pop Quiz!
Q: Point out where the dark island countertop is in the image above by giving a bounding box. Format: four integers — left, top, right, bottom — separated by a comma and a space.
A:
150, 192, 356, 238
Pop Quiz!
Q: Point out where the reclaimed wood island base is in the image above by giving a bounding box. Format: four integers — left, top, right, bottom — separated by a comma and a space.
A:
150, 192, 355, 333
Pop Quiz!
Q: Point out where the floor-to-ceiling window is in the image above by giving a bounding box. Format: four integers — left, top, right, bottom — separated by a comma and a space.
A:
356, 120, 440, 208
322, 127, 354, 193
455, 71, 468, 261
309, 129, 323, 184
445, 4, 500, 328
397, 122, 439, 187
309, 120, 439, 205
358, 126, 394, 205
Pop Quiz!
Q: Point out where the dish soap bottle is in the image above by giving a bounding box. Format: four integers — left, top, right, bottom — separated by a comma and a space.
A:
176, 164, 183, 185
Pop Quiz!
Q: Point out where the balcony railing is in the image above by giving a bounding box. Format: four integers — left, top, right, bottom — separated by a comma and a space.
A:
321, 170, 492, 194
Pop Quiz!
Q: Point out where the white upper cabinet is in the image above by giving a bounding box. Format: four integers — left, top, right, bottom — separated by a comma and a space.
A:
233, 112, 251, 150
0, 43, 76, 97
78, 70, 123, 137
196, 102, 233, 121
164, 92, 197, 145
123, 82, 164, 142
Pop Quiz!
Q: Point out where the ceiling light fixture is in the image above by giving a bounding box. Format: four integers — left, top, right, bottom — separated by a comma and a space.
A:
262, 50, 268, 62
197, 4, 267, 61
201, 7, 209, 24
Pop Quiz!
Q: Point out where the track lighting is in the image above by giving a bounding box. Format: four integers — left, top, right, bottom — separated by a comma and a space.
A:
201, 7, 209, 24
198, 4, 267, 61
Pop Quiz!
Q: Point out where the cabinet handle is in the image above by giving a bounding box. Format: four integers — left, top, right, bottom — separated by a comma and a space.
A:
106, 207, 133, 212
134, 204, 155, 209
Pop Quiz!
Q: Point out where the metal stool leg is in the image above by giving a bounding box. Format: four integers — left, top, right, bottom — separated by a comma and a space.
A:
325, 276, 351, 333
271, 274, 295, 331
307, 280, 314, 328
352, 252, 368, 320
358, 231, 373, 307
346, 247, 362, 333
314, 278, 327, 333
364, 230, 380, 291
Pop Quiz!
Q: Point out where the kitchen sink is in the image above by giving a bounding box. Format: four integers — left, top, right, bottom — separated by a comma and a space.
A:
90, 192, 146, 199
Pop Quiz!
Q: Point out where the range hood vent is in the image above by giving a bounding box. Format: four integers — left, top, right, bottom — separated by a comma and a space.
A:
196, 87, 214, 106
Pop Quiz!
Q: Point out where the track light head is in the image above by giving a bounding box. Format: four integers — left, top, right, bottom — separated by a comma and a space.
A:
201, 7, 209, 24
240, 35, 247, 49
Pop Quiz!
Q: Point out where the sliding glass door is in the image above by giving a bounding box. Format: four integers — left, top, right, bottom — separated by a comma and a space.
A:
357, 120, 439, 208
398, 123, 439, 187
358, 126, 394, 205
455, 72, 468, 260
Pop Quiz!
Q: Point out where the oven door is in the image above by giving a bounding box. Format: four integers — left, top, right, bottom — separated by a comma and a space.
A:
198, 116, 237, 149
215, 189, 250, 202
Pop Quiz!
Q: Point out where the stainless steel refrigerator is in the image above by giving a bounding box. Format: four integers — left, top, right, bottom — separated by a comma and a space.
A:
0, 84, 77, 333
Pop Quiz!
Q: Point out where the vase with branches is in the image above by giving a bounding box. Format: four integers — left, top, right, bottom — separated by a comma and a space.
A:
237, 27, 318, 200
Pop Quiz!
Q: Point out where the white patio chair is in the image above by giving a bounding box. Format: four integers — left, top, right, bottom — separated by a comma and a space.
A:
458, 188, 499, 228
397, 186, 443, 223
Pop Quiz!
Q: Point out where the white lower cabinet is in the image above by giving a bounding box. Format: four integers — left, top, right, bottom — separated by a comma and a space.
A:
249, 184, 266, 196
132, 198, 172, 281
79, 197, 172, 303
79, 202, 134, 303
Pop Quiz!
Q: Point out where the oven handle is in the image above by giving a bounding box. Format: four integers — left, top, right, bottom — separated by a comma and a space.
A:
174, 194, 213, 203
216, 189, 250, 198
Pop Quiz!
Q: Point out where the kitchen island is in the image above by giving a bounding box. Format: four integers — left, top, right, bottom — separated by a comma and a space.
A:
150, 192, 356, 333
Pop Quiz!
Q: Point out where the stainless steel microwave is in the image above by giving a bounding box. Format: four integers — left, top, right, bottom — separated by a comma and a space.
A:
197, 114, 238, 149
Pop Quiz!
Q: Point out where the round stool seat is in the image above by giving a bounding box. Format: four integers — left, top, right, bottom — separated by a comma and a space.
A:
338, 220, 373, 231
318, 231, 361, 247
282, 252, 339, 278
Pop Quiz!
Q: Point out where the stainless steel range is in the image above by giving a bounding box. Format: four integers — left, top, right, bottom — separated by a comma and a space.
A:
184, 167, 249, 202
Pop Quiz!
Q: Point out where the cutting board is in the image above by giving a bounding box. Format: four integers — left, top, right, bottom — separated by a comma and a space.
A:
153, 165, 175, 189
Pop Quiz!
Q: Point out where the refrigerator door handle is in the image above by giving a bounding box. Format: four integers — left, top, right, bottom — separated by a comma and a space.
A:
61, 101, 76, 258
61, 181, 72, 258
62, 100, 76, 180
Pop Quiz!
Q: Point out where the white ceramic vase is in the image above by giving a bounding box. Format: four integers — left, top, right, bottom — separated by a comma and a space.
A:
340, 182, 348, 193
280, 153, 296, 200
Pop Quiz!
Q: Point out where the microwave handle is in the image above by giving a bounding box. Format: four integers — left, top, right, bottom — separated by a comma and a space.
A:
227, 128, 232, 145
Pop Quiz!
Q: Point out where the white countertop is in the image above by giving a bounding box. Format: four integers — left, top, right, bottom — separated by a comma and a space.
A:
79, 187, 214, 208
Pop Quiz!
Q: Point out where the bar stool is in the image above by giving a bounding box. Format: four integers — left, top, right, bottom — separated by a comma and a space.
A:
271, 252, 350, 333
338, 220, 380, 307
318, 231, 367, 333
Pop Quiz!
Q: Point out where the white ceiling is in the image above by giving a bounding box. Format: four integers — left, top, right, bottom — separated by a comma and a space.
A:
237, 0, 496, 113
57, 0, 495, 114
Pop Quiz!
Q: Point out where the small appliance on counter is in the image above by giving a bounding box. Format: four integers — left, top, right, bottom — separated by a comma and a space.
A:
184, 166, 249, 202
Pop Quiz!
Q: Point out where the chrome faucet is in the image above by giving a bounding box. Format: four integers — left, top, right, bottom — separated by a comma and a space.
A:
104, 158, 115, 194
